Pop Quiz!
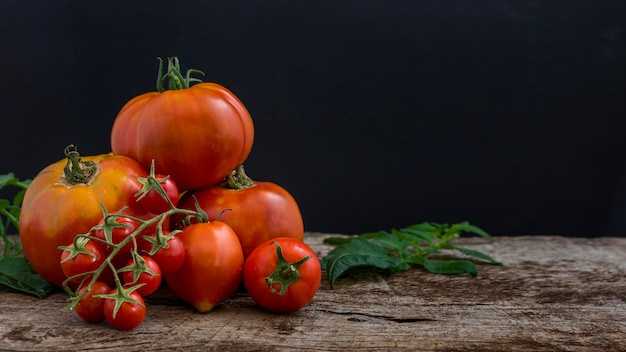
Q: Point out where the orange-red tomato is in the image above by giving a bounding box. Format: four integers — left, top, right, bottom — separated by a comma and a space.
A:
171, 167, 304, 259
19, 146, 149, 287
164, 221, 243, 313
110, 59, 254, 191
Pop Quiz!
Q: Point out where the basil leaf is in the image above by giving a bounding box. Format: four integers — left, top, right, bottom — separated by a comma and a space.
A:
452, 245, 502, 265
0, 256, 55, 298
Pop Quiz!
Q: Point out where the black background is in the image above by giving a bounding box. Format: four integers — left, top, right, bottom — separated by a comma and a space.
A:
1, 1, 625, 236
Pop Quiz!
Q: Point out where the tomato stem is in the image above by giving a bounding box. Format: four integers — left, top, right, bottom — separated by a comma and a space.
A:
155, 57, 205, 92
220, 165, 255, 190
60, 145, 99, 185
265, 242, 311, 296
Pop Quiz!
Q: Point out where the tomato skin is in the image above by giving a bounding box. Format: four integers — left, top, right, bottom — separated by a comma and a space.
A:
19, 152, 148, 287
103, 289, 146, 330
164, 222, 243, 313
138, 231, 185, 274
172, 181, 304, 259
75, 281, 111, 323
60, 240, 106, 283
111, 82, 255, 191
243, 238, 321, 313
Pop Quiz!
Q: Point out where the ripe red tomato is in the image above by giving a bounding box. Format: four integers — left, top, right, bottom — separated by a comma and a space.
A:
103, 289, 146, 330
243, 238, 321, 313
171, 166, 304, 259
75, 281, 111, 323
121, 255, 162, 296
164, 221, 243, 313
60, 238, 106, 283
138, 231, 185, 274
91, 214, 139, 269
19, 145, 148, 287
136, 173, 179, 214
110, 58, 254, 191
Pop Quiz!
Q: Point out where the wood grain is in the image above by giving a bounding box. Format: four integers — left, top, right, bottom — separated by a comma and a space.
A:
1, 234, 625, 351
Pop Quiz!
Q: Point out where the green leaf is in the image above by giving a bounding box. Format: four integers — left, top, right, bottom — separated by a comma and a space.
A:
322, 238, 410, 289
452, 245, 502, 265
423, 257, 478, 276
0, 256, 55, 298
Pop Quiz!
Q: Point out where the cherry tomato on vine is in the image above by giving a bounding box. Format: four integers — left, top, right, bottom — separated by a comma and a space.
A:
103, 289, 146, 330
111, 57, 255, 191
92, 214, 139, 268
19, 145, 149, 287
59, 238, 106, 283
136, 173, 179, 215
74, 281, 111, 323
243, 238, 321, 313
138, 231, 185, 274
121, 255, 162, 296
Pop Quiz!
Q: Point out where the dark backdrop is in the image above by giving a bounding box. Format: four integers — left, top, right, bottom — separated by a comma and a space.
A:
1, 1, 625, 236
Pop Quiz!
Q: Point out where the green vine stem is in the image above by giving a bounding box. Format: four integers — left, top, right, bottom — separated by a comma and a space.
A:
58, 145, 99, 186
220, 165, 255, 190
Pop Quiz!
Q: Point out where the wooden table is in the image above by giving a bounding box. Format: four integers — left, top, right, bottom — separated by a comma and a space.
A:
1, 234, 625, 351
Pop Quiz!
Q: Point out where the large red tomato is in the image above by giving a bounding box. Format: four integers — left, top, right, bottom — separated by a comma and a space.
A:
110, 57, 254, 191
19, 145, 149, 287
171, 166, 304, 259
164, 221, 243, 313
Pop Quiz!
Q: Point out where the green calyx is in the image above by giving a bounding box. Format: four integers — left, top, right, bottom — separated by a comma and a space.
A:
60, 145, 99, 186
220, 165, 255, 190
156, 57, 205, 92
265, 242, 312, 296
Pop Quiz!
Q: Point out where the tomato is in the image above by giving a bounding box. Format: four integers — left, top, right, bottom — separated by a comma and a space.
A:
59, 238, 106, 283
136, 173, 179, 215
121, 255, 162, 296
243, 238, 321, 313
74, 281, 111, 323
138, 230, 185, 274
171, 166, 304, 259
110, 57, 254, 191
91, 213, 139, 269
19, 145, 148, 287
164, 221, 243, 313
103, 289, 146, 330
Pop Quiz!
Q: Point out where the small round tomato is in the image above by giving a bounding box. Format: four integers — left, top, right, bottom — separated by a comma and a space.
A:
138, 231, 185, 274
92, 214, 139, 268
164, 221, 243, 313
111, 57, 255, 191
60, 238, 106, 283
121, 256, 162, 296
171, 165, 303, 259
136, 173, 179, 214
243, 238, 321, 313
19, 145, 149, 287
103, 289, 146, 330
75, 281, 111, 323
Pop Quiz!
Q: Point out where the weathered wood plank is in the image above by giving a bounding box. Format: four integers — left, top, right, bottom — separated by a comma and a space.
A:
1, 234, 625, 351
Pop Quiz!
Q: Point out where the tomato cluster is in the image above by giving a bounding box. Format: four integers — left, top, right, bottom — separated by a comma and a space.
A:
19, 57, 321, 330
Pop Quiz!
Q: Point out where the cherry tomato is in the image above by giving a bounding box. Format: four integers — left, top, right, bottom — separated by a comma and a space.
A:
243, 238, 321, 313
111, 57, 254, 191
136, 174, 179, 214
92, 214, 139, 269
60, 238, 106, 283
19, 145, 148, 287
74, 281, 111, 323
138, 231, 185, 274
103, 289, 146, 330
121, 255, 162, 296
164, 221, 243, 313
172, 165, 303, 259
